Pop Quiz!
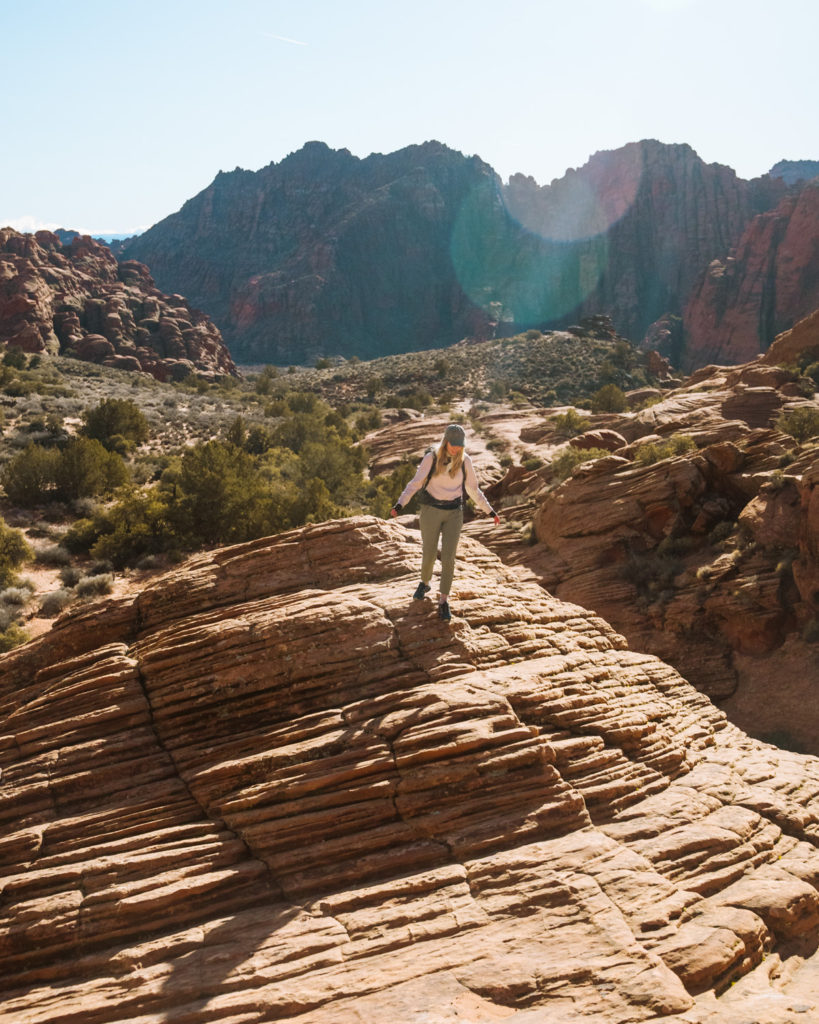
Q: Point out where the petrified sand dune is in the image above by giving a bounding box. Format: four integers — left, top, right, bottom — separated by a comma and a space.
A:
2, 517, 819, 1023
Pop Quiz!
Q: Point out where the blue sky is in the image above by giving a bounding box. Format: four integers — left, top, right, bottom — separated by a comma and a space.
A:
2, 0, 817, 236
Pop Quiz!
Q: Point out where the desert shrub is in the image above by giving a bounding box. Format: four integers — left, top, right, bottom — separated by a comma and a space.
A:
633, 434, 696, 465
169, 441, 285, 546
709, 521, 735, 545
3, 347, 27, 369
81, 397, 149, 450
550, 408, 591, 438
244, 424, 274, 454
285, 391, 321, 414
39, 588, 74, 617
365, 458, 418, 518
63, 517, 102, 555
0, 623, 29, 652
34, 543, 72, 566
0, 586, 31, 607
298, 439, 367, 499
622, 549, 681, 602
776, 406, 819, 444
2, 439, 128, 505
384, 387, 431, 411
354, 408, 382, 434
75, 573, 113, 598
86, 559, 114, 576
254, 366, 280, 395
550, 446, 611, 482
59, 565, 83, 587
590, 383, 627, 413
80, 487, 178, 567
53, 437, 129, 501
521, 455, 545, 471
0, 519, 33, 586
1, 443, 59, 505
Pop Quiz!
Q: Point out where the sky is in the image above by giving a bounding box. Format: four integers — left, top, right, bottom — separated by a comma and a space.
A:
2, 0, 817, 237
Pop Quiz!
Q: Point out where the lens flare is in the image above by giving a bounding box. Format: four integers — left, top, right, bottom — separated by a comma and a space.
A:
450, 146, 645, 331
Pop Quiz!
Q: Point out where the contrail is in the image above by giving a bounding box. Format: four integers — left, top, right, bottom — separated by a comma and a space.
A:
264, 32, 308, 46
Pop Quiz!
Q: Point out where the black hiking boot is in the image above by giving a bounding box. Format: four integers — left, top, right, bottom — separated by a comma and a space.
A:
438, 600, 451, 622
413, 581, 431, 600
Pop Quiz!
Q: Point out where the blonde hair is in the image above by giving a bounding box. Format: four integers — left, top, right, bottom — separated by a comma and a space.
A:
435, 439, 464, 478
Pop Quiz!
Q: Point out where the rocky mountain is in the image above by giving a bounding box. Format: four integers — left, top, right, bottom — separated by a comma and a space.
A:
0, 228, 236, 381
769, 160, 819, 186
121, 139, 808, 369
123, 141, 501, 365
682, 181, 819, 369
3, 515, 819, 1023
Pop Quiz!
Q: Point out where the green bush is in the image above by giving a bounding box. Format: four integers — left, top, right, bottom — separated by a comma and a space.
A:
2, 439, 128, 505
75, 573, 113, 598
3, 347, 27, 369
53, 437, 129, 501
550, 408, 591, 438
85, 487, 178, 567
365, 459, 418, 518
354, 408, 383, 434
633, 434, 696, 465
0, 519, 33, 586
590, 383, 627, 413
551, 446, 612, 482
39, 588, 74, 617
776, 406, 819, 444
1, 443, 59, 505
81, 397, 149, 450
0, 622, 29, 652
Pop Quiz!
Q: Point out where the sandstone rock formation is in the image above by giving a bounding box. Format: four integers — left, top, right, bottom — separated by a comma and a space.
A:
0, 228, 236, 381
452, 336, 819, 756
122, 140, 790, 367
681, 181, 819, 369
3, 516, 819, 1023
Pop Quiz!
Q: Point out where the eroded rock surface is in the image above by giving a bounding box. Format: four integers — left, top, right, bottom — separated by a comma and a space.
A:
2, 517, 819, 1023
446, 325, 819, 755
0, 229, 236, 380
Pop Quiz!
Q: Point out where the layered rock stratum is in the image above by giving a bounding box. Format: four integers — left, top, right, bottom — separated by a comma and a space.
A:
3, 516, 819, 1023
0, 228, 236, 380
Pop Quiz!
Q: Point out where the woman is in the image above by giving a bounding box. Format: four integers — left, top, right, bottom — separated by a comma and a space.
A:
390, 423, 500, 621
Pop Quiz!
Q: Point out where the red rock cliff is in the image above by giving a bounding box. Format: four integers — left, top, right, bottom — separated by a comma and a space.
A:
682, 181, 819, 370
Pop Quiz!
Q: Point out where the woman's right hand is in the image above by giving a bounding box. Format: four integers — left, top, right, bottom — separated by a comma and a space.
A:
389, 506, 398, 517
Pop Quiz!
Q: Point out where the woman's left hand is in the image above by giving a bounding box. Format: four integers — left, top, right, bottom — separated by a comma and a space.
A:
493, 514, 500, 526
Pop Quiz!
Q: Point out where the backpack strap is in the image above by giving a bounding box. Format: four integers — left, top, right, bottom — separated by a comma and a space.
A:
424, 448, 470, 505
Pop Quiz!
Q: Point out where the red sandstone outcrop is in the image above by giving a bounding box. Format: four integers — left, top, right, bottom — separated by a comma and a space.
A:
436, 321, 819, 755
3, 516, 819, 1023
0, 228, 236, 380
682, 182, 819, 370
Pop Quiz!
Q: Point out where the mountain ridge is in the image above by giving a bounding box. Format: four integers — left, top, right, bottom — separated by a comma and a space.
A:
123, 138, 815, 369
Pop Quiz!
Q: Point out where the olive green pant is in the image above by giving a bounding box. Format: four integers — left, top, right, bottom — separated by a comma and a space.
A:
419, 503, 464, 597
